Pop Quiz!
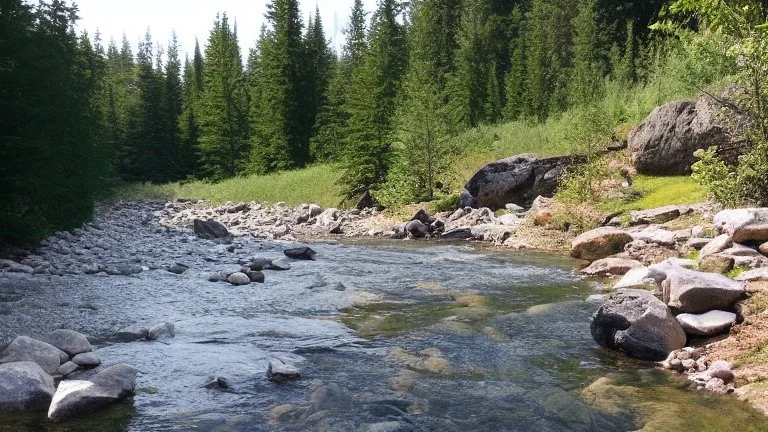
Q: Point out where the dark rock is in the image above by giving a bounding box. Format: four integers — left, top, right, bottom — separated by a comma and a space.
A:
167, 263, 189, 275
405, 220, 428, 238
0, 336, 68, 375
329, 220, 344, 235
247, 271, 265, 283
440, 228, 473, 240
47, 364, 137, 422
193, 219, 231, 240
463, 154, 585, 209
0, 362, 56, 413
203, 376, 231, 390
249, 258, 270, 271
410, 209, 433, 224
114, 325, 149, 343
628, 98, 730, 175
591, 289, 687, 361
284, 247, 317, 261
41, 330, 92, 357
355, 191, 376, 210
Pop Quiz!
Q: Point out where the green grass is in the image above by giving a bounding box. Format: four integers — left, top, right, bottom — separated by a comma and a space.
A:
111, 164, 344, 208
625, 175, 708, 210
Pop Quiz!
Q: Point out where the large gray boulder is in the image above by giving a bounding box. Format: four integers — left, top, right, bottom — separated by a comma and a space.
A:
462, 154, 585, 209
628, 97, 728, 175
48, 364, 137, 422
571, 227, 634, 261
41, 329, 92, 357
0, 361, 56, 412
193, 219, 231, 240
0, 336, 67, 375
714, 208, 768, 243
661, 266, 745, 313
591, 289, 687, 361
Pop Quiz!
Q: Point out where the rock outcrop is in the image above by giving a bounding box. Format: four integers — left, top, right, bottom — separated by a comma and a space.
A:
571, 227, 634, 261
591, 289, 687, 361
628, 97, 728, 175
461, 154, 584, 209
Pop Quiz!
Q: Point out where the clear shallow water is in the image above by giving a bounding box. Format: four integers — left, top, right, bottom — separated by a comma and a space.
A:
1, 240, 766, 431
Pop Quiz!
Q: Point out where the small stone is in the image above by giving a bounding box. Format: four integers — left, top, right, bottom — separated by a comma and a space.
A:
246, 271, 265, 283
208, 273, 220, 282
167, 263, 189, 274
267, 357, 300, 383
71, 353, 100, 367
699, 254, 735, 274
57, 361, 78, 376
227, 272, 251, 286
681, 359, 696, 370
708, 360, 735, 384
147, 322, 175, 341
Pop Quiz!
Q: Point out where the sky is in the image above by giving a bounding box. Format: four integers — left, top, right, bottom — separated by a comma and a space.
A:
74, 0, 377, 59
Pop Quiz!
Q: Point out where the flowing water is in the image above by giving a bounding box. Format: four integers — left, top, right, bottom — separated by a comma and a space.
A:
1, 235, 767, 431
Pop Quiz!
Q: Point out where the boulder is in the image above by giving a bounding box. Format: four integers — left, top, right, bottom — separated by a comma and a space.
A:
193, 219, 231, 240
676, 310, 737, 336
571, 227, 634, 261
410, 209, 434, 224
440, 228, 473, 240
57, 361, 78, 376
462, 154, 585, 209
707, 361, 735, 384
714, 208, 768, 243
405, 220, 428, 238
687, 238, 713, 250
612, 267, 659, 291
71, 353, 100, 367
227, 272, 251, 286
699, 234, 732, 258
661, 266, 745, 313
0, 259, 34, 274
591, 289, 687, 361
470, 224, 514, 243
167, 263, 189, 275
284, 247, 317, 261
41, 330, 92, 357
265, 258, 292, 271
316, 208, 339, 226
114, 325, 149, 343
631, 226, 676, 246
629, 206, 683, 225
246, 271, 265, 283
580, 258, 643, 277
698, 254, 735, 274
628, 97, 728, 175
0, 336, 68, 375
735, 267, 768, 281
48, 364, 137, 422
0, 362, 56, 412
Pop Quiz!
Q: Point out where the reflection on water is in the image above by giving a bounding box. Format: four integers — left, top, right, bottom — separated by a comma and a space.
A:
1, 242, 766, 431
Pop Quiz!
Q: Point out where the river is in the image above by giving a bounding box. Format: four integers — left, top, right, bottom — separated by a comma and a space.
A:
0, 203, 766, 431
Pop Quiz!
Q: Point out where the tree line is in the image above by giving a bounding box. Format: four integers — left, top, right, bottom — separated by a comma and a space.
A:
1, 0, 667, 244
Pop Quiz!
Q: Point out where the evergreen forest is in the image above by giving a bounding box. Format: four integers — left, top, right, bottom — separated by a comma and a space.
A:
0, 0, 731, 244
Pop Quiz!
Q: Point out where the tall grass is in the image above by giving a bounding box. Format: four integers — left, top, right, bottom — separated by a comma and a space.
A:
111, 164, 344, 208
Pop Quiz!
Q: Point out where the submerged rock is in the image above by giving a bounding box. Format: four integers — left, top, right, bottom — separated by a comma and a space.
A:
147, 322, 175, 341
284, 247, 317, 261
591, 289, 686, 361
267, 357, 300, 383
0, 361, 56, 413
48, 364, 137, 422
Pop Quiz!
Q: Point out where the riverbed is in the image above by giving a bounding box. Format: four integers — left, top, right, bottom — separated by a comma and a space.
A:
0, 202, 766, 431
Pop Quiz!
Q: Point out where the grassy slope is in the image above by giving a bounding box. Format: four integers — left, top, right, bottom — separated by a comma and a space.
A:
114, 74, 706, 211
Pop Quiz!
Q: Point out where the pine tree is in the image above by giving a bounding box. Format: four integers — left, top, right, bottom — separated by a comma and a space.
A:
198, 14, 250, 179
164, 32, 184, 179
445, 1, 489, 129
340, 0, 408, 200
503, 5, 526, 120
303, 8, 333, 163
179, 40, 204, 178
390, 0, 456, 203
569, 0, 604, 105
250, 0, 305, 173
